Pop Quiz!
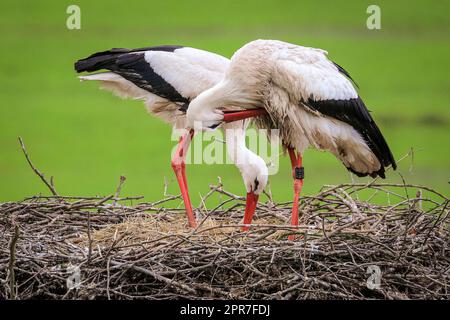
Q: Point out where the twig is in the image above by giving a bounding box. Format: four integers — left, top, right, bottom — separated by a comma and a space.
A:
113, 176, 127, 205
8, 222, 20, 299
87, 211, 92, 265
110, 261, 197, 294
18, 137, 59, 196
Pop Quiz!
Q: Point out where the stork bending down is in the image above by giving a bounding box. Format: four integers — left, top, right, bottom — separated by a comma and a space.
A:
187, 39, 397, 239
169, 116, 266, 228
75, 45, 267, 228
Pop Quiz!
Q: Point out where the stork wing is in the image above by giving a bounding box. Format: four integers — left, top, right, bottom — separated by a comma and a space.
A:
271, 47, 396, 172
75, 45, 229, 105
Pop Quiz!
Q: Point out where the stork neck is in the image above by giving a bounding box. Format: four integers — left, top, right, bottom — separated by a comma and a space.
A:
224, 123, 253, 168
193, 82, 232, 113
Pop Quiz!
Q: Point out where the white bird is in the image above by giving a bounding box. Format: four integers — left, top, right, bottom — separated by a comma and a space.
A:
74, 45, 268, 228
187, 39, 397, 239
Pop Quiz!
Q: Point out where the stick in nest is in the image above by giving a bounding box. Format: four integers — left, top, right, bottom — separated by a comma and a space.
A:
18, 137, 59, 196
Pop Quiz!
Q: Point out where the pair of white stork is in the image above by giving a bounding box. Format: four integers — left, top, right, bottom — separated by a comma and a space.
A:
75, 40, 396, 239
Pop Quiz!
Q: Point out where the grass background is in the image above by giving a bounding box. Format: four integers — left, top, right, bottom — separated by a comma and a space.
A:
0, 0, 449, 205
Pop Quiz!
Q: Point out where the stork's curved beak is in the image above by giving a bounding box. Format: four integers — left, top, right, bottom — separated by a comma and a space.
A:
223, 108, 267, 123
241, 191, 259, 231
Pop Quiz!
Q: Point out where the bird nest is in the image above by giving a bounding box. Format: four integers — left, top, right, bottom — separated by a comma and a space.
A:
0, 181, 448, 300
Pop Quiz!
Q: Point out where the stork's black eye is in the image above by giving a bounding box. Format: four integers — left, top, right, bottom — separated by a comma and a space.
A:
253, 178, 259, 191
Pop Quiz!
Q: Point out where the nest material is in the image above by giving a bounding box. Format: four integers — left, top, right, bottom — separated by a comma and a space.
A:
0, 182, 449, 300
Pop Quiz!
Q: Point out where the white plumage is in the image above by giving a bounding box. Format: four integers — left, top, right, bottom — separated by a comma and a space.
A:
188, 39, 396, 178
144, 48, 228, 99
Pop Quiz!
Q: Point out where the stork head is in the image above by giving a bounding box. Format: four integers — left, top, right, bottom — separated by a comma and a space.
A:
186, 83, 227, 130
187, 80, 259, 130
239, 153, 269, 195
222, 121, 269, 195
238, 151, 268, 231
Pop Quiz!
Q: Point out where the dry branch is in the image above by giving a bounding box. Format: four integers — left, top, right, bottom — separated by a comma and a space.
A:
18, 137, 59, 196
7, 222, 19, 299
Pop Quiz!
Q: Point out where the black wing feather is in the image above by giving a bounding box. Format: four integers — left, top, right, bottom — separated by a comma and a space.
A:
74, 45, 189, 104
303, 97, 396, 178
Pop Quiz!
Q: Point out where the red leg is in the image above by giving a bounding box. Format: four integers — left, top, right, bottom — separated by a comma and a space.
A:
241, 192, 259, 231
181, 130, 194, 193
171, 129, 197, 228
287, 148, 304, 240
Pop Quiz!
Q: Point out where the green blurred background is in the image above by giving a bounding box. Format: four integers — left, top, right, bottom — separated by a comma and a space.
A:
1, 0, 449, 205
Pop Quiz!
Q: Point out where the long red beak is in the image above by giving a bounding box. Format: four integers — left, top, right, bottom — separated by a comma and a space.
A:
242, 192, 259, 231
223, 108, 267, 123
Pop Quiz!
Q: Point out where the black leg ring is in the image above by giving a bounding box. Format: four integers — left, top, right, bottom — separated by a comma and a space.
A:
294, 166, 304, 180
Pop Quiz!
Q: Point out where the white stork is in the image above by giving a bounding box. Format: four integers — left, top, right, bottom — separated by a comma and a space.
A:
187, 39, 397, 239
74, 45, 268, 228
